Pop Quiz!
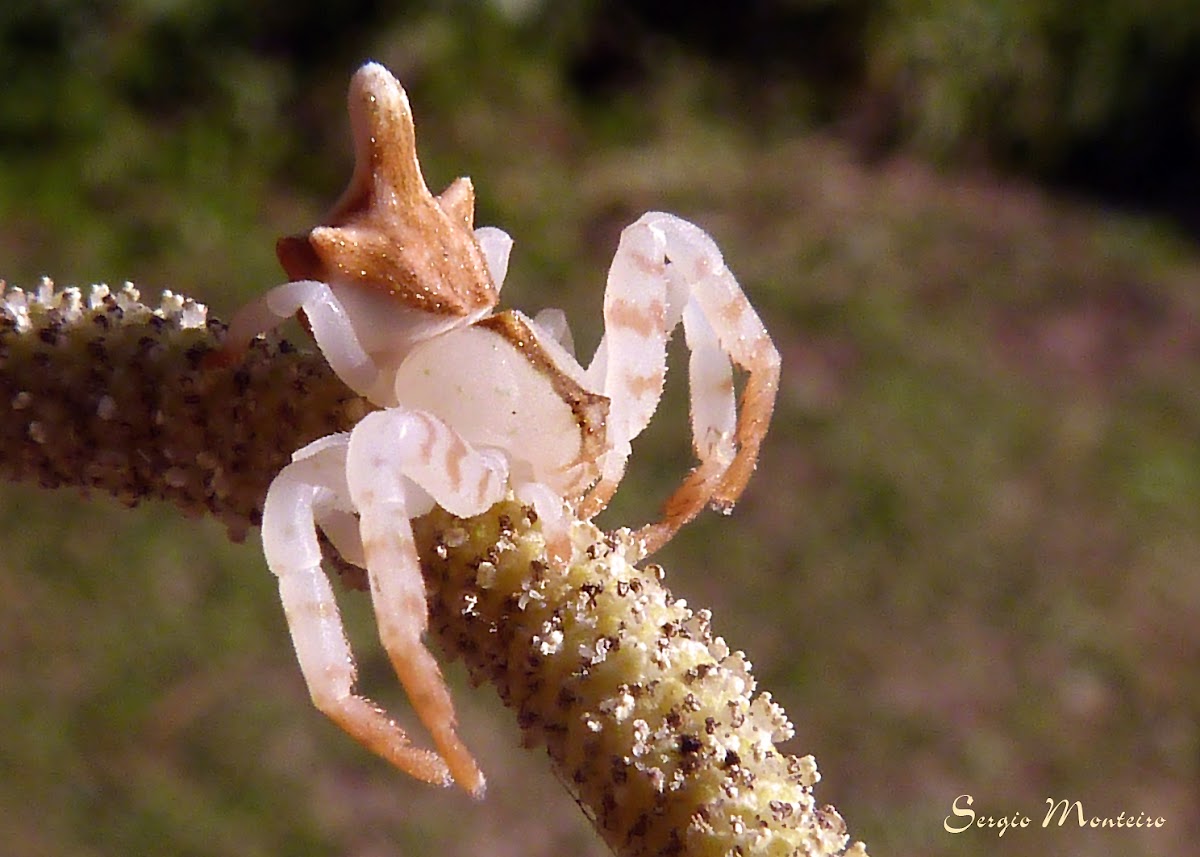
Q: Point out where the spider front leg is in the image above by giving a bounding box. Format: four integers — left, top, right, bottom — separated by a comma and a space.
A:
223, 279, 383, 397
582, 212, 780, 555
261, 434, 452, 788
345, 408, 510, 797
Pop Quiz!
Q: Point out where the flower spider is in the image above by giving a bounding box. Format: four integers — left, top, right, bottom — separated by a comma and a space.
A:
223, 63, 780, 796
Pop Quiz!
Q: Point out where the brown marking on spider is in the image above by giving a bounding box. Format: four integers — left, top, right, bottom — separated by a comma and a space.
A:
442, 426, 468, 490
275, 73, 495, 315
607, 296, 666, 338
624, 369, 666, 400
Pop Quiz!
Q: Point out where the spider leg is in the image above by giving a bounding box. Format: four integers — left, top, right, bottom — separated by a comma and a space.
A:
531, 307, 576, 356
474, 226, 513, 294
261, 435, 452, 788
578, 217, 680, 521
512, 479, 573, 561
637, 212, 780, 553
580, 212, 779, 555
223, 279, 381, 396
345, 408, 509, 797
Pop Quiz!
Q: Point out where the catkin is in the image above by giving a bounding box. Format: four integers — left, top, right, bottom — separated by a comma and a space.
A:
1, 280, 869, 857
417, 505, 867, 857
0, 278, 368, 542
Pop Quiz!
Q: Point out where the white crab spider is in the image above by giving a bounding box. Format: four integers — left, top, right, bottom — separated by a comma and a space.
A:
224, 63, 780, 797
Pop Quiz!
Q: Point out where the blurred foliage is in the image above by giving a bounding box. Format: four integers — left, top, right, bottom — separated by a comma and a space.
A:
4, 0, 1199, 241
2, 3, 1199, 857
559, 0, 1200, 225
863, 1, 1200, 205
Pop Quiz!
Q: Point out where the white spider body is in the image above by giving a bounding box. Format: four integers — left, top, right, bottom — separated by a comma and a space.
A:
226, 63, 779, 797
393, 310, 607, 498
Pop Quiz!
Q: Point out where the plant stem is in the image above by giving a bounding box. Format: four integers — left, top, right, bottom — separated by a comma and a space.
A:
1, 279, 869, 857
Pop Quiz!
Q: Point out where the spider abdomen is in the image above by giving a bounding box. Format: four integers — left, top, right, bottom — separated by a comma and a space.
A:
392, 310, 608, 498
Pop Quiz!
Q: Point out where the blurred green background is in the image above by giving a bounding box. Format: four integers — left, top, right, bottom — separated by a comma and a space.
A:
2, 2, 1198, 856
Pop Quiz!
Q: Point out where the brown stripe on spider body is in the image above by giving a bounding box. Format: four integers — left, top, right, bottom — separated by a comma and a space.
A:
475, 310, 610, 494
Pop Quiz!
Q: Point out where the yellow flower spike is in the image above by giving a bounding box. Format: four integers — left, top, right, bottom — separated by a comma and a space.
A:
1, 279, 869, 857
417, 504, 868, 857
0, 278, 369, 543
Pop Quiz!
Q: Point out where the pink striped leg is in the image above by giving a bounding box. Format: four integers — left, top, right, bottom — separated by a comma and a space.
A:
577, 215, 677, 522
261, 435, 452, 788
345, 408, 509, 796
580, 212, 780, 555
638, 212, 780, 552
